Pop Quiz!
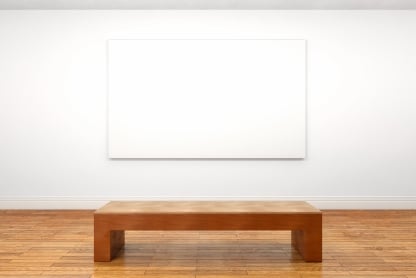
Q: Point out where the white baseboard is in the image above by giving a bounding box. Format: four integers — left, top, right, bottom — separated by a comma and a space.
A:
0, 196, 415, 210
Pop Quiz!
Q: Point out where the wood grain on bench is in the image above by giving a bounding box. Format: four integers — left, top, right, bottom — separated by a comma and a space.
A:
94, 201, 322, 262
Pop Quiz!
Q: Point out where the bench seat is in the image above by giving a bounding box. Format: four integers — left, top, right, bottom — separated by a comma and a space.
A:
94, 201, 322, 262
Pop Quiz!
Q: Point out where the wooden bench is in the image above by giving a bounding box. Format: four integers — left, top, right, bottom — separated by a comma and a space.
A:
94, 201, 322, 262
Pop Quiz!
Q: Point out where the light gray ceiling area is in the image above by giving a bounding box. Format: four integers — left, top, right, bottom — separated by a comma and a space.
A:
0, 0, 416, 9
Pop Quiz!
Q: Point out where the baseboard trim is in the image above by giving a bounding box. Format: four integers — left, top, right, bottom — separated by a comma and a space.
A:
0, 196, 415, 210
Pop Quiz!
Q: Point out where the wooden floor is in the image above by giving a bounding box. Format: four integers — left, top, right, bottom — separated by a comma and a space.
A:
0, 210, 416, 277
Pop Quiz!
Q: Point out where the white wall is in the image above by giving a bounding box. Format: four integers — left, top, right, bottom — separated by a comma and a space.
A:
0, 11, 415, 209
2, 0, 416, 9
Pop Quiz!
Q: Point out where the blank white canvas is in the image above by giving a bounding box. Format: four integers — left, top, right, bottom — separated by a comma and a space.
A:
108, 39, 305, 158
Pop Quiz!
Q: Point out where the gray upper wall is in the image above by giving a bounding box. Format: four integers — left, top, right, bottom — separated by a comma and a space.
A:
0, 0, 416, 9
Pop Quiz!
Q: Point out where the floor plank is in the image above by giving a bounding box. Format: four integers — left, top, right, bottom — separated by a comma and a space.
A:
0, 210, 415, 277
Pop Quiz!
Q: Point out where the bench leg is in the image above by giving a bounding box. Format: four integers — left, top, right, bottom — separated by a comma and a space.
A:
94, 228, 125, 262
291, 228, 322, 262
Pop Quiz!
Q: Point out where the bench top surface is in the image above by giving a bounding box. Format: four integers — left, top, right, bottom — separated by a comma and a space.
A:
95, 201, 320, 214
